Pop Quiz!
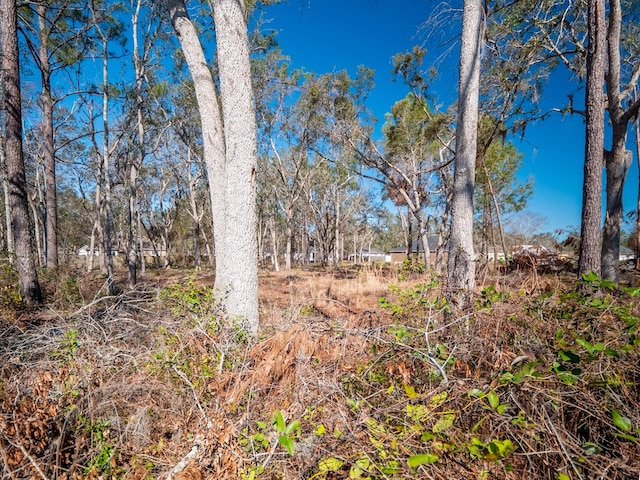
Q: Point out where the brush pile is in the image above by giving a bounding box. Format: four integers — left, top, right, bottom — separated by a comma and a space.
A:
1, 266, 639, 479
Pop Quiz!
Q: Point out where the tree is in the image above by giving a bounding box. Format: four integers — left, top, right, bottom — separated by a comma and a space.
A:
381, 94, 447, 269
578, 0, 606, 278
165, 0, 226, 282
211, 0, 259, 331
600, 0, 640, 282
447, 0, 483, 309
1, 0, 43, 305
19, 1, 96, 269
167, 0, 259, 333
89, 3, 124, 295
475, 127, 533, 264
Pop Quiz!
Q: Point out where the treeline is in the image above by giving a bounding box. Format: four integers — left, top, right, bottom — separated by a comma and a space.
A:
1, 0, 639, 315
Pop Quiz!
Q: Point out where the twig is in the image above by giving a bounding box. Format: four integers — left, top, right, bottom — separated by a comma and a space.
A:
171, 365, 212, 429
543, 406, 584, 480
69, 295, 119, 317
165, 434, 204, 480
1, 434, 50, 480
0, 440, 17, 480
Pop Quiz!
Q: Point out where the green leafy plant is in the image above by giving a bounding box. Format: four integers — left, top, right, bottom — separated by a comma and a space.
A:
160, 273, 218, 316
272, 410, 301, 455
476, 285, 510, 309
79, 417, 119, 476
52, 329, 80, 363
468, 437, 517, 461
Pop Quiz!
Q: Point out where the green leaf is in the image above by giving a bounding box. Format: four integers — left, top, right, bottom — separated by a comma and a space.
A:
623, 286, 640, 297
581, 442, 601, 455
278, 434, 295, 455
613, 432, 639, 442
284, 419, 300, 435
314, 423, 326, 435
430, 391, 448, 406
575, 338, 594, 354
318, 457, 344, 472
432, 413, 456, 433
272, 410, 285, 433
404, 384, 419, 399
556, 474, 571, 480
421, 431, 435, 441
407, 453, 439, 468
467, 388, 484, 398
487, 390, 500, 409
581, 271, 599, 283
611, 410, 633, 432
558, 350, 580, 363
349, 456, 371, 478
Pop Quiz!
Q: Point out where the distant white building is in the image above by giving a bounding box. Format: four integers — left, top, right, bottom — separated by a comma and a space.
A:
77, 245, 119, 256
348, 247, 387, 263
619, 246, 636, 262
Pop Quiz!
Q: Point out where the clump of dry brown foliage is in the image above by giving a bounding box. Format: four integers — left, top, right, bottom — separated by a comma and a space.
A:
0, 263, 639, 479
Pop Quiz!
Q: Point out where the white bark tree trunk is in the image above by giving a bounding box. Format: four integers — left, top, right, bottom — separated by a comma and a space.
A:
212, 0, 259, 333
166, 0, 227, 288
447, 0, 483, 309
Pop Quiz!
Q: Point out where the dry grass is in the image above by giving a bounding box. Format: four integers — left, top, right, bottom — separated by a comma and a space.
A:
1, 264, 639, 479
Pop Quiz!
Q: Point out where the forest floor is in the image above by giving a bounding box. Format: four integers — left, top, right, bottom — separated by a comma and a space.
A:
0, 262, 639, 479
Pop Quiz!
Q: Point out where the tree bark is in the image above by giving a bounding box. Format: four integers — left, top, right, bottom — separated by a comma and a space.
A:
35, 5, 59, 269
634, 101, 640, 270
128, 0, 145, 287
579, 0, 606, 278
212, 0, 259, 333
447, 0, 483, 309
166, 0, 227, 289
600, 0, 640, 282
1, 0, 43, 305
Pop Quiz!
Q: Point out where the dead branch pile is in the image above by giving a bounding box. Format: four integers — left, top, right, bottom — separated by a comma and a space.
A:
0, 267, 638, 479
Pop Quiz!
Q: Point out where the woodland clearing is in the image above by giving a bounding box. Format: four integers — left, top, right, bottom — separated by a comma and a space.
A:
0, 263, 639, 479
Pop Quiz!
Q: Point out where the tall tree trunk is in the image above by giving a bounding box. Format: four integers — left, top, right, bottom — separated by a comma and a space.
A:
600, 0, 640, 282
285, 216, 293, 270
1, 0, 42, 305
166, 0, 227, 290
37, 5, 58, 270
269, 217, 280, 271
634, 101, 640, 270
100, 34, 116, 295
447, 0, 483, 309
212, 0, 259, 333
128, 0, 145, 288
579, 0, 606, 278
334, 198, 340, 267
601, 145, 631, 281
485, 166, 509, 270
0, 141, 5, 251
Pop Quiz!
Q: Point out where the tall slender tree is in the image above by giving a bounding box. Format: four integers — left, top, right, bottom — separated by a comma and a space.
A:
578, 0, 606, 278
1, 0, 43, 305
165, 0, 227, 287
600, 0, 640, 282
447, 0, 483, 309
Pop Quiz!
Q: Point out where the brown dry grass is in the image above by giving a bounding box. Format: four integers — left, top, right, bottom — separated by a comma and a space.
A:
1, 263, 639, 479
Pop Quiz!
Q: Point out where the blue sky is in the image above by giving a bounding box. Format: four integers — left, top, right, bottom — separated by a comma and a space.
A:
266, 0, 640, 235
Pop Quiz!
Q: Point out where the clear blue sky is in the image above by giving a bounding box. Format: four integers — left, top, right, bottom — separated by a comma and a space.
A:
267, 0, 640, 235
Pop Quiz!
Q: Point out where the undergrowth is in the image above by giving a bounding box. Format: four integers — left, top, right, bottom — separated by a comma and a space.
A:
0, 267, 638, 479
